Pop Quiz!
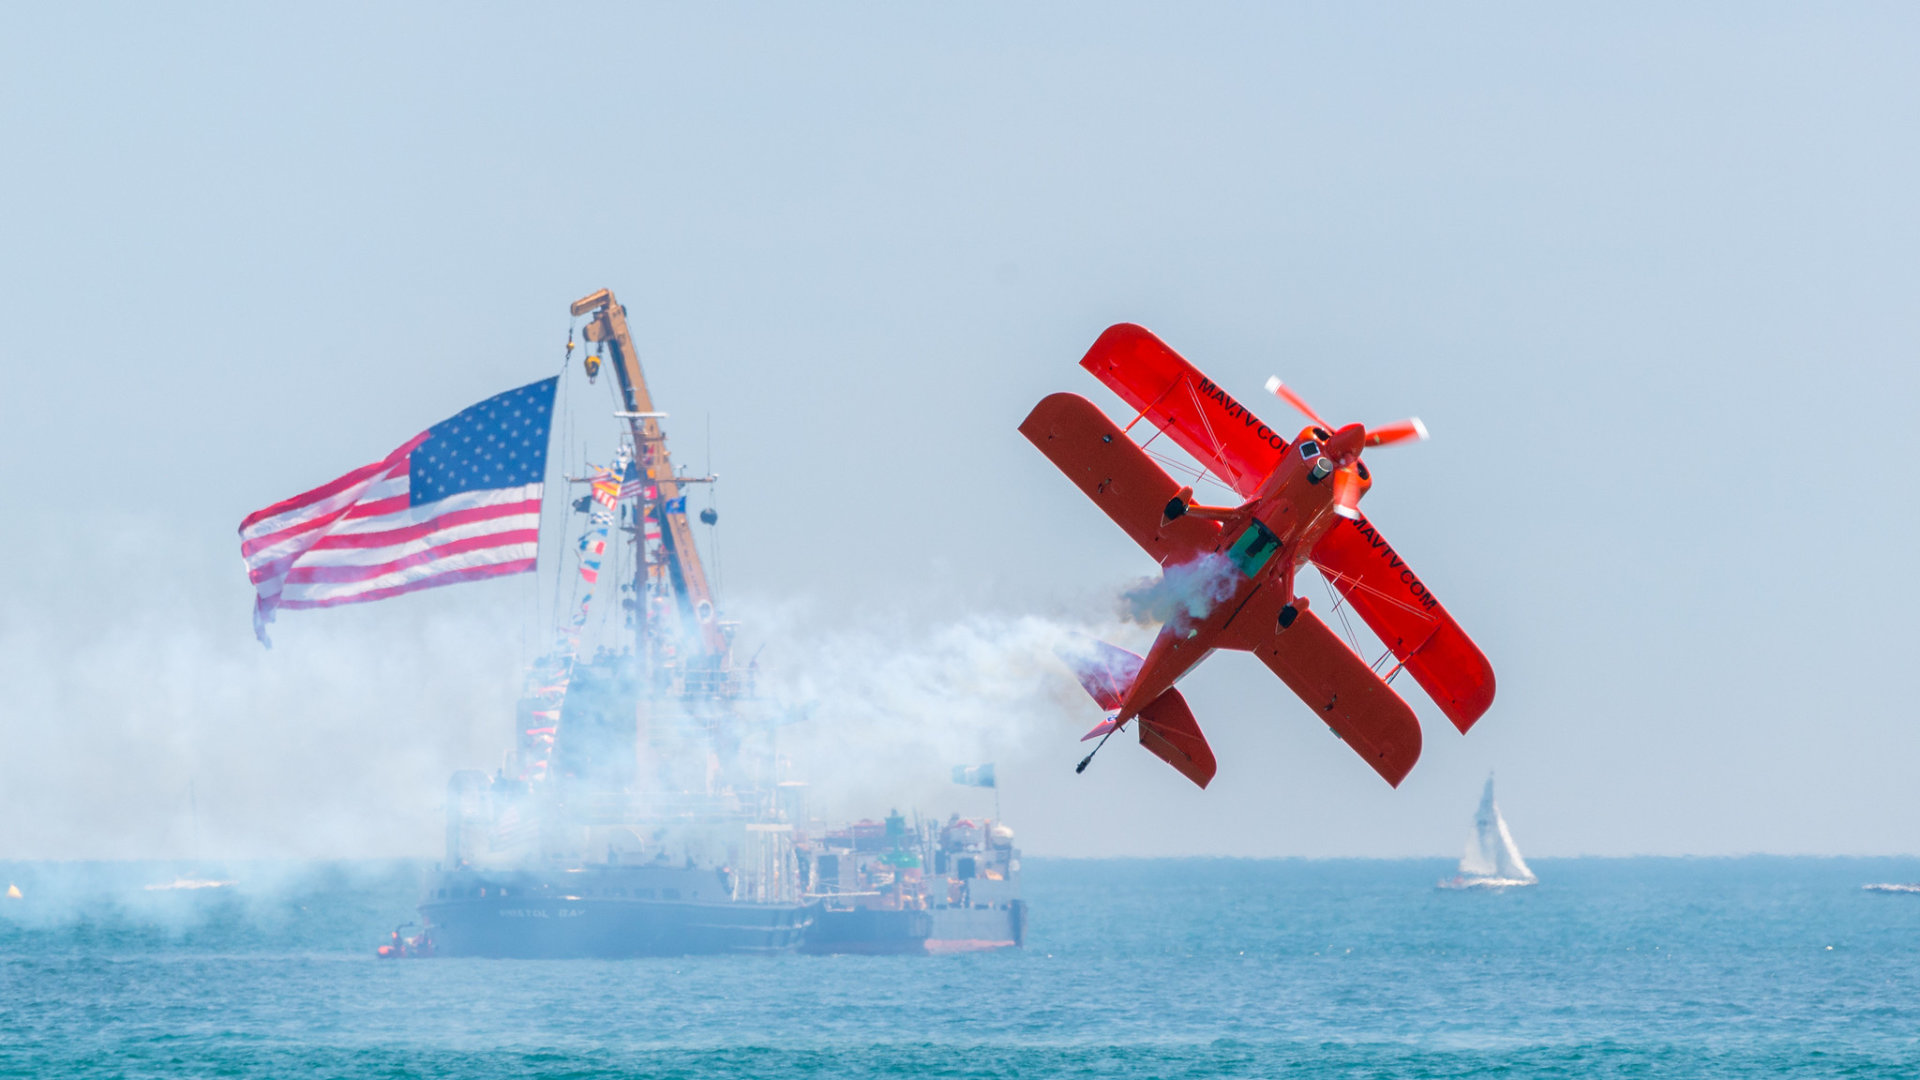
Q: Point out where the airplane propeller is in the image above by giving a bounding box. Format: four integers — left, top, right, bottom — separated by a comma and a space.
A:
1263, 377, 1428, 519
1360, 417, 1429, 448
1263, 377, 1329, 430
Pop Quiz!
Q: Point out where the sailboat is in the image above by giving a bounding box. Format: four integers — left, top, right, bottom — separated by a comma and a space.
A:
1439, 775, 1537, 890
145, 782, 234, 892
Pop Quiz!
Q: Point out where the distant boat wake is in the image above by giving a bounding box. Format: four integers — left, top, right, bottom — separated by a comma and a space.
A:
143, 877, 235, 892
1862, 882, 1920, 894
1439, 776, 1536, 891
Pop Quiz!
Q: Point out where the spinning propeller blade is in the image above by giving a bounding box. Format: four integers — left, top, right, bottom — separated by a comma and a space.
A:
1364, 418, 1429, 448
1263, 376, 1328, 429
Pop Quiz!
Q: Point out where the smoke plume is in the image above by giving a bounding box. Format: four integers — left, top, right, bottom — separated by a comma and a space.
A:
1117, 552, 1239, 628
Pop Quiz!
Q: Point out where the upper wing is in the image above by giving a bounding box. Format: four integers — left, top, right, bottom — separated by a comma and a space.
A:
1078, 323, 1284, 498
1309, 514, 1496, 733
1218, 589, 1422, 787
1020, 392, 1223, 565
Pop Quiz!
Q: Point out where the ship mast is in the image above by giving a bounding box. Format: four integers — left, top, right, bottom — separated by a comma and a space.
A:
570, 289, 730, 673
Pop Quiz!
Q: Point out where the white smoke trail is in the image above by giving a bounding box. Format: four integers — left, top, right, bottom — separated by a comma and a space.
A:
0, 533, 529, 862
0, 516, 1207, 863
738, 598, 1152, 822
1117, 552, 1239, 627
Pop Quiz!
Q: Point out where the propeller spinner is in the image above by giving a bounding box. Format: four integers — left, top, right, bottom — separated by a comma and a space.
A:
1263, 377, 1427, 519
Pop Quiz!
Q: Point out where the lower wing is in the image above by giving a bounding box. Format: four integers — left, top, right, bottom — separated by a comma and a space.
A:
1221, 592, 1422, 787
1020, 392, 1223, 564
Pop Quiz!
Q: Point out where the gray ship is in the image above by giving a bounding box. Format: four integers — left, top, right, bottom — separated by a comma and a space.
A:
393, 289, 1023, 960
404, 290, 813, 958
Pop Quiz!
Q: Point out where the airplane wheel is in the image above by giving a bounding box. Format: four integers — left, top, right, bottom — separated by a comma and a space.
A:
1163, 497, 1187, 520
1278, 605, 1299, 630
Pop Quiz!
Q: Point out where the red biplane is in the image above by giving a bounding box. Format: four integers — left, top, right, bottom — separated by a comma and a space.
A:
1020, 324, 1495, 790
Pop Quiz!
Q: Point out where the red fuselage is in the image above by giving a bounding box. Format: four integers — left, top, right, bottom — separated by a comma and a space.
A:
1115, 422, 1370, 721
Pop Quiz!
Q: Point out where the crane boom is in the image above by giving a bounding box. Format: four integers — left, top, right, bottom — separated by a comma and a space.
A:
571, 289, 730, 664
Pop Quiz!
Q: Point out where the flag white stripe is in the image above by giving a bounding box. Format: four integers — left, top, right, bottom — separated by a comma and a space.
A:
239, 462, 406, 543
280, 542, 539, 604
329, 483, 537, 536
341, 474, 410, 506
240, 470, 408, 570
289, 512, 541, 568
243, 483, 537, 574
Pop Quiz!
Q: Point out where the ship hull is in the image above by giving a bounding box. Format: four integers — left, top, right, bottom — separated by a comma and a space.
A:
927, 900, 1027, 952
804, 900, 1026, 955
420, 867, 813, 958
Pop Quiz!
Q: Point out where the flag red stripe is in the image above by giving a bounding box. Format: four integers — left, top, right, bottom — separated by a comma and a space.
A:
238, 466, 408, 558
284, 529, 542, 586
343, 493, 411, 520
237, 433, 425, 532
311, 499, 540, 551
278, 558, 537, 610
248, 552, 298, 587
244, 505, 537, 586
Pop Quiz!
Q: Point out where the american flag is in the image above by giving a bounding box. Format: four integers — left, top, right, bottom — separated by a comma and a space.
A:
239, 378, 558, 646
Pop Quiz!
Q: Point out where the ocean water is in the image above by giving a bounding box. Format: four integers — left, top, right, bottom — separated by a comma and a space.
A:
3, 857, 1918, 1078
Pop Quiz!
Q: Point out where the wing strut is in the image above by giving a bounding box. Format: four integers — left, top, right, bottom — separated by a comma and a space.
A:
1121, 377, 1183, 436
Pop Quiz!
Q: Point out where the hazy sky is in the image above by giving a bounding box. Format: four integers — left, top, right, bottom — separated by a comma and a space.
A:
3, 4, 1917, 860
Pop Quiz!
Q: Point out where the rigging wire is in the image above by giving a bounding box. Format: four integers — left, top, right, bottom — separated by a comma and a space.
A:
541, 322, 578, 663
1134, 425, 1234, 500
705, 410, 723, 603
1318, 566, 1363, 656
1140, 446, 1237, 503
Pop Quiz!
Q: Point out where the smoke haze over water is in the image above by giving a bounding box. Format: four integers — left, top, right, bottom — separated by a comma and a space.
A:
0, 519, 1154, 860
0, 527, 527, 862
743, 600, 1153, 824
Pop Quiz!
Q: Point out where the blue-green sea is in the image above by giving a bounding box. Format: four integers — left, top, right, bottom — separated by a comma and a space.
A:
3, 857, 1918, 1078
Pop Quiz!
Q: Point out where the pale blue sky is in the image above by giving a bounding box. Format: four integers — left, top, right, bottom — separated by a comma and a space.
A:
2, 4, 1916, 858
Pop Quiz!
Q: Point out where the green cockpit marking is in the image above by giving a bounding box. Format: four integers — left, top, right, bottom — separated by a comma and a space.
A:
1226, 520, 1281, 578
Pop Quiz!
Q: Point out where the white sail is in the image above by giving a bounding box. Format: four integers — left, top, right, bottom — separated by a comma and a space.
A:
1457, 776, 1535, 884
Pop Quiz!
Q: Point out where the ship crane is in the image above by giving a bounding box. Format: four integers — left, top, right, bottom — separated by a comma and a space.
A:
570, 288, 738, 693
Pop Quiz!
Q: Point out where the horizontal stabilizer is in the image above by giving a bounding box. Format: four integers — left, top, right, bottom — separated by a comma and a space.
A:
1056, 638, 1143, 712
1136, 688, 1216, 789
1081, 717, 1119, 742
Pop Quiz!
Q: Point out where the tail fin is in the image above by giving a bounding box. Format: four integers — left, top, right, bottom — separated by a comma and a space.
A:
1136, 688, 1216, 789
1057, 638, 1143, 712
1058, 638, 1217, 789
